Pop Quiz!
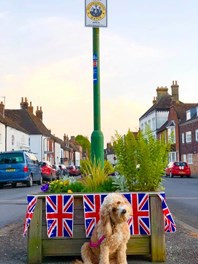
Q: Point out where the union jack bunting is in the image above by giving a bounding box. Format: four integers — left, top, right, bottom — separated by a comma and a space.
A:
124, 193, 151, 235
23, 195, 37, 237
158, 192, 176, 233
46, 195, 74, 238
83, 194, 107, 237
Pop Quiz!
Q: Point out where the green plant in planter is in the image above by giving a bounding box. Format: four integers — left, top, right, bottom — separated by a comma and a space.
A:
80, 159, 114, 192
112, 129, 170, 191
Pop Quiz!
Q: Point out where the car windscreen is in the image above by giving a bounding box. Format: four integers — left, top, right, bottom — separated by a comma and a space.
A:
174, 162, 187, 166
0, 153, 24, 164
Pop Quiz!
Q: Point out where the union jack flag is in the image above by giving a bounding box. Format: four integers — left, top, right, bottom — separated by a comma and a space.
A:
83, 194, 107, 237
46, 195, 74, 238
124, 193, 150, 235
23, 195, 37, 237
158, 192, 176, 233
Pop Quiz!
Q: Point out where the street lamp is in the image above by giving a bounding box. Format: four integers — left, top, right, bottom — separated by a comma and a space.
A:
85, 0, 108, 167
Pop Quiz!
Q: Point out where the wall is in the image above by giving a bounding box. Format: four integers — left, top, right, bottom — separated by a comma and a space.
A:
0, 123, 5, 152
6, 127, 30, 151
156, 111, 169, 130
75, 152, 80, 166
30, 135, 42, 161
180, 118, 198, 174
140, 110, 169, 137
54, 142, 61, 165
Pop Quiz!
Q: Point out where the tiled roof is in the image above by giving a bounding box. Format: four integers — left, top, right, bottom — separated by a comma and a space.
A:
0, 114, 29, 134
157, 102, 198, 132
5, 109, 51, 136
173, 102, 197, 122
139, 95, 177, 120
51, 134, 70, 151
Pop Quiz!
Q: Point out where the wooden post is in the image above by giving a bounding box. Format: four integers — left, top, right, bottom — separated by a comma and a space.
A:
27, 198, 43, 264
150, 194, 166, 262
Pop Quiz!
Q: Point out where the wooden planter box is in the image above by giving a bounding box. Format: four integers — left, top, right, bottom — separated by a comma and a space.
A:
27, 193, 166, 263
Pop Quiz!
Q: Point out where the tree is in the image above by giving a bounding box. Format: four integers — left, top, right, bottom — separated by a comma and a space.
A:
75, 135, 91, 158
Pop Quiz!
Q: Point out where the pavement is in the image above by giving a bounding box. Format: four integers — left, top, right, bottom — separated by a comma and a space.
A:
0, 215, 198, 264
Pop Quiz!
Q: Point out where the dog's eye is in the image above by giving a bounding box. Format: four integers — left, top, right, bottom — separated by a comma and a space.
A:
117, 201, 121, 205
112, 207, 117, 212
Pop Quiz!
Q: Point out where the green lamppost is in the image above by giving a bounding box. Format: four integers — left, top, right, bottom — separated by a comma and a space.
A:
85, 0, 108, 166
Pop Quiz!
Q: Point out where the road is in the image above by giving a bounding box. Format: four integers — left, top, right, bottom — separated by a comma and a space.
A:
0, 176, 198, 230
162, 175, 198, 230
0, 183, 41, 228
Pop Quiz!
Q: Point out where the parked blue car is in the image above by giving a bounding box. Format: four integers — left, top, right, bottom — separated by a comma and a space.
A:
0, 150, 42, 188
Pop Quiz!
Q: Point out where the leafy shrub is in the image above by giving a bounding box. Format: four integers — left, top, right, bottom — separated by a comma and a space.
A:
112, 175, 129, 192
113, 129, 170, 191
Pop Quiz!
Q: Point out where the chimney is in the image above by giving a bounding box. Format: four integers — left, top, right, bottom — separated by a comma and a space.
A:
107, 143, 112, 150
63, 134, 67, 143
63, 134, 69, 146
152, 97, 156, 105
35, 106, 43, 120
171, 80, 179, 101
0, 101, 5, 117
20, 97, 29, 109
28, 101, 34, 114
70, 136, 75, 142
156, 86, 168, 101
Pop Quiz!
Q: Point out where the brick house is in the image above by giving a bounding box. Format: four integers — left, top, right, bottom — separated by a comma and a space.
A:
140, 81, 198, 174
157, 101, 196, 162
179, 105, 198, 174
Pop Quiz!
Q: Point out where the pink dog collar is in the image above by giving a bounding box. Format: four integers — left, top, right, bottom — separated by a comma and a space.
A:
89, 235, 106, 248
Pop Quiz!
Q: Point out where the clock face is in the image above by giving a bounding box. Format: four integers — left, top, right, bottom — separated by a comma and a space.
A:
86, 2, 106, 21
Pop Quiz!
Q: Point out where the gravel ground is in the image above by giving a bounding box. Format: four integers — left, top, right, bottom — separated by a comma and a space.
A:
0, 219, 197, 264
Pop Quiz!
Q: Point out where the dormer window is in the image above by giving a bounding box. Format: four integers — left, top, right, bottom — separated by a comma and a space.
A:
186, 110, 191, 120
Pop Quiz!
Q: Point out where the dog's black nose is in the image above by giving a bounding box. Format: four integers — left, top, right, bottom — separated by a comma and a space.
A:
122, 209, 126, 214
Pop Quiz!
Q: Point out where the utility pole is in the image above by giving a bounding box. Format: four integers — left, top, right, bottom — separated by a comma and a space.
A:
85, 0, 108, 166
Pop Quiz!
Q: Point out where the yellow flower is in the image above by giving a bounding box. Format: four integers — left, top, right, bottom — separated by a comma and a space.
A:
67, 189, 73, 194
64, 180, 69, 186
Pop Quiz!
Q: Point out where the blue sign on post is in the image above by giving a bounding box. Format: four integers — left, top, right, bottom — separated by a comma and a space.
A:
93, 53, 98, 84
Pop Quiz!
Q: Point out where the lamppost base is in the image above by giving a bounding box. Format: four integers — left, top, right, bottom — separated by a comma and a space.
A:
91, 130, 104, 166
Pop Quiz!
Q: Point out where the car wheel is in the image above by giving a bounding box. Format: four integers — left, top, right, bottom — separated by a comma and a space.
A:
180, 175, 183, 178
12, 182, 17, 188
170, 172, 173, 178
27, 175, 33, 187
0, 183, 3, 189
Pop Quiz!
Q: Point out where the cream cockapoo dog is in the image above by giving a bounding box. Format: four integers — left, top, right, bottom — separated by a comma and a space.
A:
74, 192, 132, 264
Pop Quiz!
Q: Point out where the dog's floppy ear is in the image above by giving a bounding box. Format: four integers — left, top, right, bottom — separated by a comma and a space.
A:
100, 204, 112, 237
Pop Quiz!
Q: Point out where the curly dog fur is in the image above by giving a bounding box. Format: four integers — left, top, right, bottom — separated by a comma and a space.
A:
73, 193, 132, 264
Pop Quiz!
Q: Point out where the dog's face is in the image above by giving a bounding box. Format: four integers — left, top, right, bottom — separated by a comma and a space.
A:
101, 193, 132, 225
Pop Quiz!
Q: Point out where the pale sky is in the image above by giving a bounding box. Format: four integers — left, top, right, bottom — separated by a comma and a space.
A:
1, 1, 198, 145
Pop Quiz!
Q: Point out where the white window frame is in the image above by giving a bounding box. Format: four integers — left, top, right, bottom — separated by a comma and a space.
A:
168, 152, 177, 162
195, 130, 198, 142
183, 154, 187, 162
186, 110, 191, 120
182, 133, 185, 144
187, 154, 193, 164
186, 131, 192, 143
168, 126, 175, 143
